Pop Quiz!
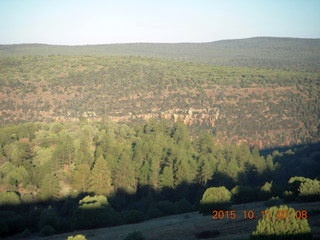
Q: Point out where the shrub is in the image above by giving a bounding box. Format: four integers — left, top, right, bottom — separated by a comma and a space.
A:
0, 191, 21, 206
199, 186, 232, 214
259, 182, 273, 200
288, 177, 320, 201
0, 210, 25, 237
283, 190, 295, 202
157, 200, 176, 215
67, 234, 87, 240
123, 231, 145, 240
251, 205, 312, 240
123, 210, 145, 224
174, 198, 193, 214
298, 178, 320, 201
146, 207, 163, 219
39, 225, 56, 236
231, 185, 258, 203
264, 196, 283, 207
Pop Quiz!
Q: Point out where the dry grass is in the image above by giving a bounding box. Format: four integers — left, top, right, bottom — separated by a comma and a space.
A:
26, 201, 320, 240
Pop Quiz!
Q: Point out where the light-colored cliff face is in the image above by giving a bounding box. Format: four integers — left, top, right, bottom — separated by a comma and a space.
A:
96, 107, 220, 128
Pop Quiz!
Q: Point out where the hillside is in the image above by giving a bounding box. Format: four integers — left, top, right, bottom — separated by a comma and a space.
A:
16, 201, 320, 240
1, 37, 320, 72
0, 55, 319, 148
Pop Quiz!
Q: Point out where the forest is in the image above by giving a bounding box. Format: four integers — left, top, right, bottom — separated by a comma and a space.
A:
0, 120, 319, 238
0, 37, 319, 239
0, 55, 319, 148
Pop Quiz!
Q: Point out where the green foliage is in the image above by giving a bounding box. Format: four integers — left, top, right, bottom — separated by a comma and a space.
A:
67, 234, 87, 240
89, 155, 113, 195
38, 173, 60, 201
174, 198, 193, 214
38, 208, 59, 231
231, 185, 258, 204
72, 163, 90, 193
251, 205, 312, 240
72, 195, 120, 229
79, 195, 109, 209
259, 181, 273, 200
122, 210, 145, 224
39, 225, 56, 236
0, 191, 21, 205
0, 211, 25, 237
1, 52, 319, 149
298, 178, 320, 201
288, 177, 320, 201
160, 166, 174, 188
123, 231, 145, 240
199, 186, 232, 214
264, 197, 283, 207
0, 120, 318, 238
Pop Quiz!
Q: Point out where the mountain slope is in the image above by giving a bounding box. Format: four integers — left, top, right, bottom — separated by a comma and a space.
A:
0, 55, 319, 148
1, 37, 320, 71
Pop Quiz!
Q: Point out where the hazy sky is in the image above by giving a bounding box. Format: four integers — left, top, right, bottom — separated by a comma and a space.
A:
0, 0, 319, 45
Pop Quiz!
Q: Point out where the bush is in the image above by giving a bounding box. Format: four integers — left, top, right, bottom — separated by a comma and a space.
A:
123, 210, 145, 224
39, 225, 56, 236
264, 196, 283, 207
199, 186, 232, 215
288, 177, 320, 202
251, 205, 312, 240
231, 185, 258, 203
157, 200, 176, 215
174, 198, 193, 214
67, 234, 87, 240
259, 182, 273, 200
0, 191, 21, 206
298, 178, 320, 201
147, 207, 163, 218
283, 190, 295, 202
0, 211, 25, 237
123, 231, 145, 240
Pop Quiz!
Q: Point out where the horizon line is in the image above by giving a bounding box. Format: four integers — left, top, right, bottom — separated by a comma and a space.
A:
1, 36, 319, 47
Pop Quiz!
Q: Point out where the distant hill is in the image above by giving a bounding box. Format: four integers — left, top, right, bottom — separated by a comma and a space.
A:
1, 55, 319, 148
1, 37, 320, 71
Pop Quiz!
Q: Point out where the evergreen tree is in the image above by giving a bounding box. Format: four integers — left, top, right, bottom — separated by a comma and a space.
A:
112, 150, 136, 193
199, 186, 232, 214
52, 135, 75, 166
89, 155, 113, 195
197, 155, 214, 185
39, 173, 60, 200
251, 205, 312, 239
160, 166, 174, 188
72, 163, 90, 193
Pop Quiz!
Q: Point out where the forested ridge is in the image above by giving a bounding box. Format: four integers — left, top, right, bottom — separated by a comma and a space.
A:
0, 37, 320, 238
0, 55, 319, 148
1, 37, 320, 72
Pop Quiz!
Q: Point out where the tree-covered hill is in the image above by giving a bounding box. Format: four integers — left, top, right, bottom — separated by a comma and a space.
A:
0, 55, 319, 148
1, 37, 320, 72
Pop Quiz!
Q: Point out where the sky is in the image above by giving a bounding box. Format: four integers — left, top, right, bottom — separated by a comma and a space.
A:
0, 0, 319, 45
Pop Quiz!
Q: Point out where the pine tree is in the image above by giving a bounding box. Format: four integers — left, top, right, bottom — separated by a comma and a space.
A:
251, 205, 312, 239
39, 173, 60, 200
89, 155, 113, 195
72, 163, 90, 193
112, 150, 135, 193
197, 156, 214, 185
160, 166, 174, 188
